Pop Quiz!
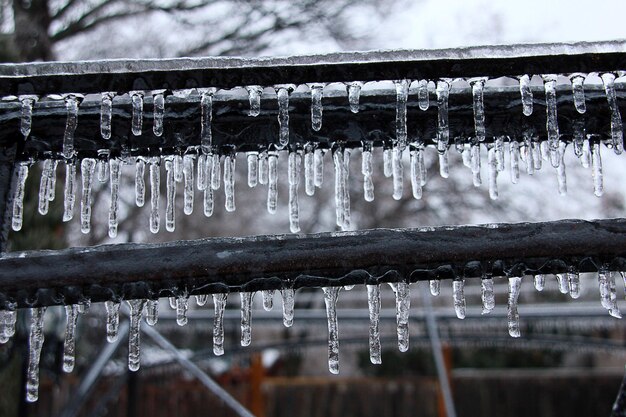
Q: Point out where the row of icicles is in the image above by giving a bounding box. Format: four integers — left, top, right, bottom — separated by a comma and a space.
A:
0, 270, 624, 402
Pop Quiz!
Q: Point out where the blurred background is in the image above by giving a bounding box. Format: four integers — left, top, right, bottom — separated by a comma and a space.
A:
1, 0, 626, 416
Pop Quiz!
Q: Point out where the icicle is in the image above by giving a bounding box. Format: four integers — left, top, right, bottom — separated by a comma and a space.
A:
471, 144, 481, 187
80, 158, 96, 234
258, 151, 269, 185
240, 292, 253, 346
281, 288, 295, 327
334, 149, 346, 229
383, 148, 392, 177
488, 146, 498, 200
277, 86, 291, 147
127, 299, 146, 371
453, 280, 466, 319
410, 148, 422, 199
196, 154, 207, 191
556, 142, 567, 196
418, 79, 429, 111
343, 284, 355, 291
495, 137, 505, 172
38, 159, 52, 215
392, 146, 403, 200
46, 160, 58, 203
104, 301, 120, 343
149, 157, 160, 233
314, 149, 324, 188
556, 273, 569, 294
534, 274, 545, 291
108, 158, 121, 238
581, 139, 591, 168
78, 300, 90, 314
96, 159, 108, 183
428, 280, 440, 297
100, 92, 114, 140
11, 162, 28, 231
211, 153, 221, 190
362, 145, 374, 201
262, 290, 274, 311
288, 151, 301, 233
146, 299, 159, 325
519, 74, 533, 116
470, 78, 486, 142
367, 284, 382, 364
462, 145, 472, 168
62, 305, 78, 373
510, 141, 520, 184
543, 75, 560, 164
507, 277, 522, 338
481, 277, 495, 314
152, 92, 165, 137
224, 155, 236, 212
388, 282, 410, 352
20, 96, 36, 138
303, 147, 314, 196
169, 297, 176, 309
62, 95, 79, 159
212, 293, 227, 356
395, 79, 409, 148
592, 143, 603, 197
608, 271, 622, 318
436, 80, 450, 151
181, 154, 194, 215
568, 271, 580, 299
200, 89, 215, 154
267, 152, 278, 214
310, 83, 324, 131
195, 295, 208, 307
601, 73, 624, 154
26, 307, 46, 403
532, 141, 542, 172
130, 92, 143, 136
341, 148, 351, 229
323, 287, 341, 374
0, 309, 17, 344
174, 155, 183, 183
203, 182, 214, 217
247, 152, 258, 188
438, 150, 449, 179
347, 82, 362, 113
246, 85, 263, 117
570, 75, 586, 114
176, 295, 188, 326
598, 270, 611, 310
164, 158, 176, 232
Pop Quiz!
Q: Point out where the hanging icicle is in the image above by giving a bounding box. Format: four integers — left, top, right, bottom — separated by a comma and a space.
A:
507, 277, 522, 337
323, 287, 341, 374
127, 299, 146, 371
200, 88, 216, 154
389, 282, 410, 352
310, 83, 324, 131
26, 307, 46, 403
152, 91, 165, 137
130, 92, 144, 136
366, 284, 382, 364
347, 81, 362, 113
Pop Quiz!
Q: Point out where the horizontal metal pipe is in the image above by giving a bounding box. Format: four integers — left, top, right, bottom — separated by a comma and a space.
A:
1, 219, 626, 308
0, 40, 624, 96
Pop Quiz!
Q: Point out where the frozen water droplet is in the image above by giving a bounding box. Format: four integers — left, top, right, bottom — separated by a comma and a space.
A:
453, 280, 466, 319
200, 89, 215, 154
277, 87, 290, 147
127, 299, 146, 371
97, 159, 108, 183
488, 146, 498, 200
543, 75, 560, 156
211, 154, 221, 191
481, 277, 495, 314
288, 151, 301, 233
471, 144, 481, 187
395, 79, 409, 148
146, 299, 159, 325
470, 78, 486, 142
247, 152, 258, 188
131, 92, 143, 136
571, 75, 586, 114
534, 274, 545, 291
568, 271, 581, 299
304, 147, 315, 196
100, 92, 114, 140
418, 79, 429, 111
436, 80, 450, 151
281, 288, 295, 327
267, 152, 278, 214
323, 287, 341, 374
164, 158, 176, 232
80, 158, 96, 234
556, 142, 567, 196
62, 95, 79, 159
149, 157, 160, 233
213, 293, 227, 356
262, 290, 274, 311
240, 292, 253, 346
195, 295, 208, 307
314, 149, 324, 188
519, 75, 533, 116
132, 158, 145, 208
20, 96, 35, 138
224, 155, 236, 213
556, 273, 569, 294
246, 85, 263, 117
389, 282, 410, 352
601, 73, 624, 154
409, 148, 422, 199
592, 143, 603, 197
392, 146, 404, 200
26, 307, 46, 403
438, 150, 449, 179
182, 155, 194, 215
367, 284, 382, 364
176, 295, 188, 326
63, 305, 78, 373
429, 280, 440, 296
507, 277, 522, 337
258, 151, 269, 185
108, 158, 121, 238
310, 83, 324, 132
168, 297, 176, 310
152, 92, 165, 137
383, 148, 392, 178
362, 146, 374, 202
510, 141, 520, 184
104, 301, 120, 343
347, 82, 362, 113
12, 162, 29, 231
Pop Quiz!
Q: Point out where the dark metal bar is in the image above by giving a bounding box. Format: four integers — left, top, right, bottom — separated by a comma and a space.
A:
0, 40, 624, 96
1, 219, 626, 308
